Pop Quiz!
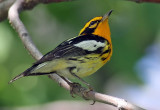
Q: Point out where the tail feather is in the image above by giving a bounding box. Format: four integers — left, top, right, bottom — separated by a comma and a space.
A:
9, 73, 24, 84
9, 64, 38, 84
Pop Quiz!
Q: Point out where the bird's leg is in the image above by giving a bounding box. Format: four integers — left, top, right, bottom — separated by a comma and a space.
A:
70, 72, 93, 91
60, 75, 93, 101
68, 67, 96, 103
68, 67, 93, 90
70, 73, 96, 103
60, 75, 95, 104
60, 76, 82, 98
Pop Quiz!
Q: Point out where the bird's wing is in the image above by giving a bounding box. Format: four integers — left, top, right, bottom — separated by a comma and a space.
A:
35, 41, 86, 65
35, 34, 106, 65
9, 35, 107, 83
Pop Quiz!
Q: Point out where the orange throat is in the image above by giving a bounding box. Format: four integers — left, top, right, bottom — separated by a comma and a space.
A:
93, 19, 112, 64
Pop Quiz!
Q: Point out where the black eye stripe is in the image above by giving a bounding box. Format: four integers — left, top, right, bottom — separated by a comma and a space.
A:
90, 21, 97, 26
89, 20, 100, 26
80, 20, 101, 35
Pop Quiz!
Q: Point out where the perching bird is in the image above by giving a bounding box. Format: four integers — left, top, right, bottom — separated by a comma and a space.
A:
9, 10, 113, 89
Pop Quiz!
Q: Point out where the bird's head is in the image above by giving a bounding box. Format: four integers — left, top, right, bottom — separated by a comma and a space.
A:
79, 10, 113, 43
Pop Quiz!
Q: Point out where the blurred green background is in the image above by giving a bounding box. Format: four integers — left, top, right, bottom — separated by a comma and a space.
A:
0, 0, 160, 109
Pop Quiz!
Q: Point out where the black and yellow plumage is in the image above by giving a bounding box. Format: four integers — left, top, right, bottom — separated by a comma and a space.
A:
9, 10, 113, 87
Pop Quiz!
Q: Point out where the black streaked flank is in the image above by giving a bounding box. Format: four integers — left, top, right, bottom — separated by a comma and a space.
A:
68, 66, 77, 73
68, 58, 78, 61
100, 48, 111, 56
101, 57, 107, 61
84, 57, 98, 60
68, 58, 86, 63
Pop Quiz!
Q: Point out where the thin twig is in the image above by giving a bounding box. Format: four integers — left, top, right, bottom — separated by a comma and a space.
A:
8, 0, 145, 110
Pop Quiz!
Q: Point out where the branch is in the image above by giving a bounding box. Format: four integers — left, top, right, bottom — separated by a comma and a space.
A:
49, 74, 145, 110
8, 0, 43, 60
129, 0, 160, 3
0, 0, 73, 22
0, 0, 15, 21
8, 0, 145, 110
1, 0, 159, 22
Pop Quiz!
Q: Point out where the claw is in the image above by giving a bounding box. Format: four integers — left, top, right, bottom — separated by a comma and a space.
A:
81, 86, 95, 104
66, 81, 96, 105
90, 100, 96, 105
88, 85, 94, 91
69, 82, 82, 98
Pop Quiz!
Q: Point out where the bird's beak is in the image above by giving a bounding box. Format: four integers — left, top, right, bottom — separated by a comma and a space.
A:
101, 10, 113, 22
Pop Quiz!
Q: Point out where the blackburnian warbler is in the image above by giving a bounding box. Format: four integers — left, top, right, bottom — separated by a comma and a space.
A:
9, 10, 113, 89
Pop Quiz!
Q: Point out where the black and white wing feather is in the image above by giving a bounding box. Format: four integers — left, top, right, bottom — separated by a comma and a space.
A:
35, 34, 107, 64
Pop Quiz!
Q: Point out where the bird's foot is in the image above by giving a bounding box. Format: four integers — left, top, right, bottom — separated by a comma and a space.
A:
69, 82, 84, 98
69, 82, 96, 104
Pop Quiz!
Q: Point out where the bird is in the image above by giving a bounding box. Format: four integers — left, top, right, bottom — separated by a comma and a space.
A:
9, 10, 113, 90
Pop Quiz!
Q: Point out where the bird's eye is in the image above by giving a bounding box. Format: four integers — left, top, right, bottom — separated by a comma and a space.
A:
90, 21, 96, 26
89, 21, 99, 28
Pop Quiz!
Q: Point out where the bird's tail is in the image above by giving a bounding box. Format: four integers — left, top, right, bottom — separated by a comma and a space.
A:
9, 73, 25, 84
9, 64, 38, 84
